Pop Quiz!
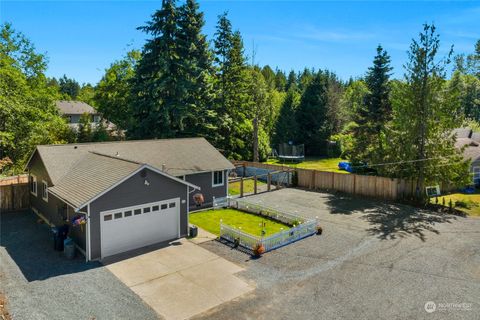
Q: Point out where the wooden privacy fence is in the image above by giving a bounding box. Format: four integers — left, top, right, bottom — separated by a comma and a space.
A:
0, 174, 30, 212
296, 169, 404, 200
233, 161, 423, 201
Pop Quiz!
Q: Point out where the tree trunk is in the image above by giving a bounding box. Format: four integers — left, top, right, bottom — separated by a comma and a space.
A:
253, 116, 259, 162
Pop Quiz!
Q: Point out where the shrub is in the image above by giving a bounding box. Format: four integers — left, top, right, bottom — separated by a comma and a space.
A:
455, 200, 470, 209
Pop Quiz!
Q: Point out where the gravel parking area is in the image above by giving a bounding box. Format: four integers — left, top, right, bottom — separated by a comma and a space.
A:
195, 188, 480, 320
0, 211, 159, 320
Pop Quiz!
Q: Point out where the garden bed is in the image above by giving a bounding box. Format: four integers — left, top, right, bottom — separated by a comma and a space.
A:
189, 208, 290, 237
228, 179, 266, 196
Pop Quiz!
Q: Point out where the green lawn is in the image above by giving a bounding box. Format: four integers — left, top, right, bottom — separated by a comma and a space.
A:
228, 179, 266, 195
430, 192, 480, 217
265, 157, 348, 174
189, 208, 290, 236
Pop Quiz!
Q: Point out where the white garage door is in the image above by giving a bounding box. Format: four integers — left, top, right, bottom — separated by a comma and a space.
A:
100, 198, 180, 258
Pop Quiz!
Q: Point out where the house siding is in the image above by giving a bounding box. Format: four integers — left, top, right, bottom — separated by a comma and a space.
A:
28, 152, 86, 251
185, 170, 228, 209
89, 168, 189, 260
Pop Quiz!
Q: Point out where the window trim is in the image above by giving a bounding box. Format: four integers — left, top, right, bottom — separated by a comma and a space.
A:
41, 180, 48, 202
212, 170, 224, 187
473, 166, 480, 184
30, 174, 37, 196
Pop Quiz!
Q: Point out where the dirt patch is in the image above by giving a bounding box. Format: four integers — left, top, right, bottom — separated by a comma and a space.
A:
0, 293, 12, 320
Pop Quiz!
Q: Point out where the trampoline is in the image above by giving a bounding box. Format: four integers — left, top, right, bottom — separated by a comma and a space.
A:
277, 143, 305, 162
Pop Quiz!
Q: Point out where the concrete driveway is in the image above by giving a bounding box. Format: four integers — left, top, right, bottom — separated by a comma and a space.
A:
104, 239, 254, 320
194, 188, 480, 320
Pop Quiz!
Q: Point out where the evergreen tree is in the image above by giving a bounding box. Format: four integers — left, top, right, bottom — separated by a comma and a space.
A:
274, 69, 287, 92
274, 88, 300, 146
285, 70, 297, 91
130, 0, 180, 138
386, 24, 469, 198
176, 0, 217, 139
296, 71, 331, 155
213, 11, 233, 115
351, 45, 392, 164
261, 65, 276, 90
58, 75, 80, 100
220, 30, 251, 159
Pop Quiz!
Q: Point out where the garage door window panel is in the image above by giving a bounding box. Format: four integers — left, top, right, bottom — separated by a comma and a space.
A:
100, 198, 181, 258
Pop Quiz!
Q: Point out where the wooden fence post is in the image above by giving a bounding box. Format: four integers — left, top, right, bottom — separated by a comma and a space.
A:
240, 177, 244, 198
267, 173, 271, 191
254, 175, 257, 194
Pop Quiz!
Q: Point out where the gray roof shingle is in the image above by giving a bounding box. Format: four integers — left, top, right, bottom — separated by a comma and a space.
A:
56, 101, 98, 115
48, 152, 142, 209
36, 137, 234, 185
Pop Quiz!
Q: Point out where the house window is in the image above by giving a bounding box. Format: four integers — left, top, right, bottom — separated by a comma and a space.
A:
212, 170, 224, 187
473, 167, 480, 185
30, 174, 37, 196
41, 180, 48, 202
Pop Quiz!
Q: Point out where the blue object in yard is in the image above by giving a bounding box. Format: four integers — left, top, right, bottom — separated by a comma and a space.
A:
338, 161, 353, 172
460, 186, 476, 194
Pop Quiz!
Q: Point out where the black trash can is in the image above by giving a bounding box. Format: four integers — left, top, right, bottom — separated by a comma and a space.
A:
189, 226, 198, 238
52, 225, 69, 251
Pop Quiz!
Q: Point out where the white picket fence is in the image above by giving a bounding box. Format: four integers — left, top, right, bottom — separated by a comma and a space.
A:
219, 199, 317, 253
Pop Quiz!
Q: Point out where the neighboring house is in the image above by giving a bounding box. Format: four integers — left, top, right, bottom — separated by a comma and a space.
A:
453, 127, 480, 185
56, 100, 101, 127
26, 138, 234, 260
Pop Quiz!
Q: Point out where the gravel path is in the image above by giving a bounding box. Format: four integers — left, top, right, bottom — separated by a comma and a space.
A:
194, 189, 480, 320
0, 211, 159, 320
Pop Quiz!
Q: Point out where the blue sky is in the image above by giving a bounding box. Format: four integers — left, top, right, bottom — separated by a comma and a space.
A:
1, 1, 479, 84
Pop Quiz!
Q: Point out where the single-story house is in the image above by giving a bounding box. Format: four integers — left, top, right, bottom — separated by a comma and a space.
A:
454, 127, 480, 185
26, 138, 234, 260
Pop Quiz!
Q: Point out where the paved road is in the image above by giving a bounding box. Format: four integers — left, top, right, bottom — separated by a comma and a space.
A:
195, 188, 480, 320
0, 211, 159, 320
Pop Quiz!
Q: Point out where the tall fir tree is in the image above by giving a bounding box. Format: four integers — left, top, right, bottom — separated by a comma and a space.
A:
176, 0, 217, 139
296, 71, 331, 155
130, 0, 180, 138
351, 45, 392, 164
274, 87, 300, 146
285, 70, 297, 91
129, 0, 215, 140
